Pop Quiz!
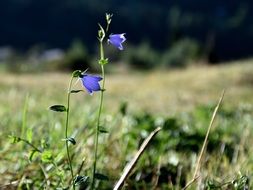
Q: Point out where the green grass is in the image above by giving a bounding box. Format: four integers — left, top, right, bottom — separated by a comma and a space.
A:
0, 60, 253, 189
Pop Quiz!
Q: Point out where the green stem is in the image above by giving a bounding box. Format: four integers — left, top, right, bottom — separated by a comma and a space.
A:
100, 41, 104, 60
91, 41, 105, 189
19, 137, 42, 153
65, 76, 75, 190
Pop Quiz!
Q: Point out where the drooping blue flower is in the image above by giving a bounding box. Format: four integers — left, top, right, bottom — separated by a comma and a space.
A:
80, 74, 102, 95
108, 33, 126, 50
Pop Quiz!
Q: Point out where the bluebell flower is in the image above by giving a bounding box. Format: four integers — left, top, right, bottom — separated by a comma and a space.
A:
80, 74, 102, 95
108, 33, 126, 50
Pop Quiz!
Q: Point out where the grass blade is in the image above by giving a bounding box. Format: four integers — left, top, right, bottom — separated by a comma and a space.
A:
183, 90, 225, 190
113, 127, 162, 190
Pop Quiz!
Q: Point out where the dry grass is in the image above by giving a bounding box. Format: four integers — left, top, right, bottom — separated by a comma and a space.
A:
0, 60, 252, 189
0, 60, 252, 115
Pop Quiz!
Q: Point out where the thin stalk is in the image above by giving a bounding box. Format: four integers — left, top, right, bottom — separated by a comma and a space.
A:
91, 40, 105, 189
100, 40, 105, 60
76, 158, 86, 176
182, 90, 225, 190
65, 76, 75, 189
113, 127, 162, 190
19, 137, 42, 153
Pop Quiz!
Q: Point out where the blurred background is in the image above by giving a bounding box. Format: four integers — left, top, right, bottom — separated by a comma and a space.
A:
0, 0, 253, 72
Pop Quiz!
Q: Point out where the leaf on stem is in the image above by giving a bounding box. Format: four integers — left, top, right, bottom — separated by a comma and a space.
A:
49, 105, 67, 112
99, 126, 109, 134
72, 70, 82, 78
70, 90, 83, 94
63, 137, 76, 145
9, 135, 21, 144
99, 58, 108, 65
106, 13, 113, 25
98, 23, 105, 41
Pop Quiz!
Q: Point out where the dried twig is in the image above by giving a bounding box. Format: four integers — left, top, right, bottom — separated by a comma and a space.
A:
113, 127, 162, 190
183, 90, 225, 190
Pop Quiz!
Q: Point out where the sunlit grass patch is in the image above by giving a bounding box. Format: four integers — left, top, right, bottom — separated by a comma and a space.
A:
0, 60, 253, 189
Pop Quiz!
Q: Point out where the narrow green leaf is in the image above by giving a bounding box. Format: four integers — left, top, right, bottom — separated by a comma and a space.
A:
49, 105, 67, 112
94, 173, 109, 181
70, 90, 83, 94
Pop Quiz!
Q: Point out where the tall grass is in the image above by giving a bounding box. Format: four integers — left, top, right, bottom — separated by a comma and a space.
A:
0, 62, 253, 189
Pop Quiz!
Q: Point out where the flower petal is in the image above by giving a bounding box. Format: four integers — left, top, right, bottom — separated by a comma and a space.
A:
80, 75, 102, 95
108, 33, 126, 50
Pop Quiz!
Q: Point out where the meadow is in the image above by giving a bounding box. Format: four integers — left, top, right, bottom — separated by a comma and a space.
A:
0, 60, 253, 189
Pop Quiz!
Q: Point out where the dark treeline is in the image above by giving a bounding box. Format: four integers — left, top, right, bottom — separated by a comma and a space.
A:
0, 0, 253, 62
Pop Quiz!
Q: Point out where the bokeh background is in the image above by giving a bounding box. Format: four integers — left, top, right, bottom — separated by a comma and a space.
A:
0, 0, 253, 72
